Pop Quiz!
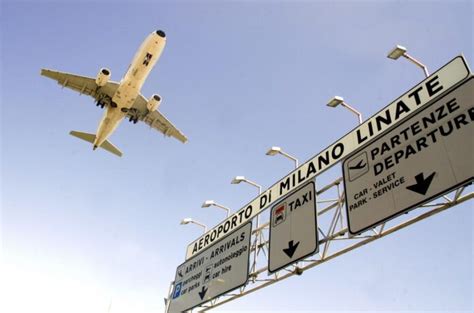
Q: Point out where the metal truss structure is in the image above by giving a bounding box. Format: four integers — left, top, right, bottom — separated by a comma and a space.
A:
164, 58, 473, 313
166, 174, 473, 312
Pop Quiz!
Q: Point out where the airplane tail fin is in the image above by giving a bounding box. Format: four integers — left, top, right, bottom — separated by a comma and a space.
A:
69, 131, 123, 157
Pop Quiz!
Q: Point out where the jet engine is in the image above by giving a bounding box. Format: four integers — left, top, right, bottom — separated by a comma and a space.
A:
95, 68, 111, 87
147, 94, 162, 112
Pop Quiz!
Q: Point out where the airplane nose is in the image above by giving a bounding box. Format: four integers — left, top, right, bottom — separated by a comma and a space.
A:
155, 30, 166, 38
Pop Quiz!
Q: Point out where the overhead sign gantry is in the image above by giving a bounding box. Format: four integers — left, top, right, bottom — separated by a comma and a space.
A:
185, 56, 470, 260
167, 55, 472, 312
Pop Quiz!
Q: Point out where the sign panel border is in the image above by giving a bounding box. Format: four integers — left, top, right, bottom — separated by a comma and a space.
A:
343, 76, 474, 235
170, 222, 252, 312
268, 181, 319, 274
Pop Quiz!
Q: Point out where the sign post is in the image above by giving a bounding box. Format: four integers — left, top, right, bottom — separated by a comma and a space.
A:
343, 78, 474, 234
268, 181, 318, 273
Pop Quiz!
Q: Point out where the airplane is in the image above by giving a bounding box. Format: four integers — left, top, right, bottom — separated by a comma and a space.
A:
41, 30, 187, 157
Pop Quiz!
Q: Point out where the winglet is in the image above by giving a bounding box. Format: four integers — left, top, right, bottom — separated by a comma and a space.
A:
69, 131, 123, 157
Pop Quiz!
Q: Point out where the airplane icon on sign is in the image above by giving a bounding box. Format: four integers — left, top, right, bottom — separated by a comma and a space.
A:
349, 159, 367, 170
346, 152, 369, 182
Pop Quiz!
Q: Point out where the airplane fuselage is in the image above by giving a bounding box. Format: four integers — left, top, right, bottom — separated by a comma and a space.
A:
93, 30, 166, 148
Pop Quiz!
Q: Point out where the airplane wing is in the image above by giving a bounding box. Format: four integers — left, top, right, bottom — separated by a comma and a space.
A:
131, 94, 188, 143
42, 68, 187, 143
40, 68, 119, 100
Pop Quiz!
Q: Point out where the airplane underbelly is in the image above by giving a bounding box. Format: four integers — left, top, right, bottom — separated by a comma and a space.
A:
112, 83, 140, 109
95, 108, 126, 146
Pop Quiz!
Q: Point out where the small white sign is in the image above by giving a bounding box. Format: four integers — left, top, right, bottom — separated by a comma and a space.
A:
343, 77, 474, 234
168, 223, 252, 313
268, 181, 318, 273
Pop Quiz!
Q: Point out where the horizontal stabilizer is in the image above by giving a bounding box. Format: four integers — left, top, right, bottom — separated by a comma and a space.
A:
100, 139, 123, 157
70, 130, 95, 144
69, 131, 123, 157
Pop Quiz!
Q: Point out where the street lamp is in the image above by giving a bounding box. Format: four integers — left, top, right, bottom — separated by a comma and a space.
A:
180, 218, 208, 233
231, 176, 262, 194
326, 96, 363, 124
202, 200, 231, 217
387, 45, 429, 77
231, 175, 263, 278
266, 146, 299, 168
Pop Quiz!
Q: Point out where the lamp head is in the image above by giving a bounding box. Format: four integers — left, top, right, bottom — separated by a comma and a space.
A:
180, 218, 192, 225
387, 45, 407, 60
266, 146, 281, 156
202, 200, 215, 208
231, 176, 246, 184
327, 96, 344, 108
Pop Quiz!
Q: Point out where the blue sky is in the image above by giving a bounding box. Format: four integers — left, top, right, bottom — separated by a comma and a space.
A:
1, 1, 472, 312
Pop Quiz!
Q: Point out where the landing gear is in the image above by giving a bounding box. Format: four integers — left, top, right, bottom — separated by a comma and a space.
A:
127, 108, 140, 124
95, 94, 112, 109
129, 116, 139, 124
